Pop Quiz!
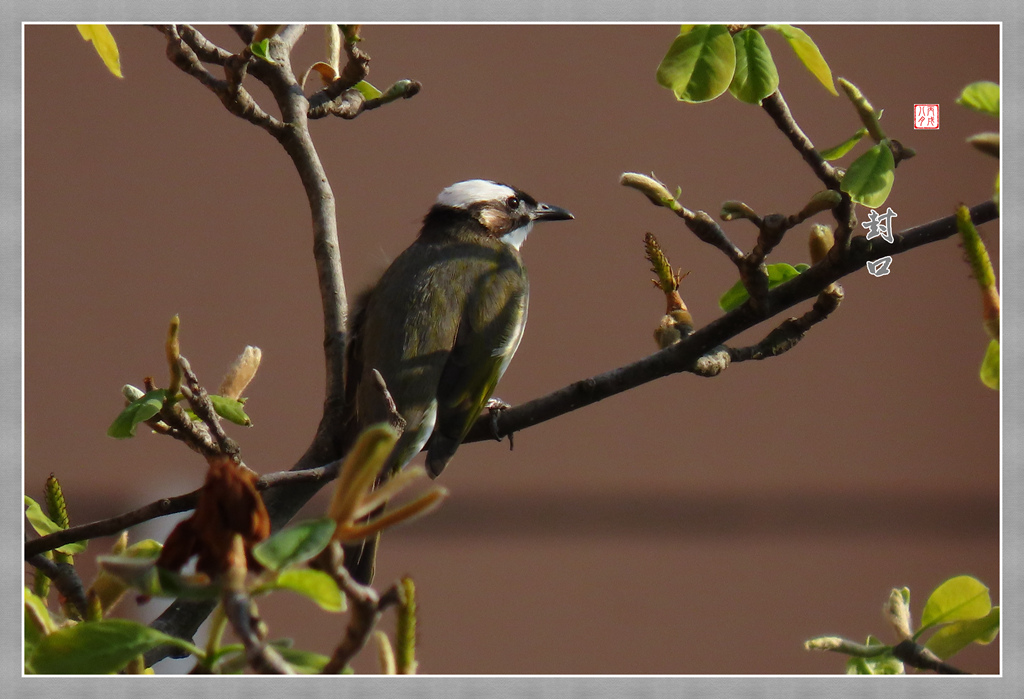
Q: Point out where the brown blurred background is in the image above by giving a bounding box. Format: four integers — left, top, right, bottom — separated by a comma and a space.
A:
24, 24, 1000, 674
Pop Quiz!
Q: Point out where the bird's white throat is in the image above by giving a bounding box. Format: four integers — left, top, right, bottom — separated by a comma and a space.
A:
501, 221, 533, 250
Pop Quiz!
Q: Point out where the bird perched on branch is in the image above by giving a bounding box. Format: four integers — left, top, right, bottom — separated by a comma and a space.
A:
343, 179, 573, 582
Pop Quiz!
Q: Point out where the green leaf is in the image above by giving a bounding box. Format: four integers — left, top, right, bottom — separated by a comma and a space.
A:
956, 81, 999, 117
29, 619, 199, 674
97, 556, 221, 600
209, 394, 252, 426
846, 653, 904, 675
124, 538, 163, 558
354, 80, 382, 99
925, 606, 999, 660
980, 339, 999, 389
25, 497, 87, 554
107, 388, 168, 439
728, 28, 779, 104
919, 575, 991, 633
76, 25, 122, 78
719, 263, 810, 311
254, 569, 345, 612
765, 24, 836, 95
249, 38, 276, 64
252, 517, 336, 572
656, 24, 736, 103
841, 141, 895, 208
820, 128, 868, 160
272, 641, 333, 674
25, 588, 55, 650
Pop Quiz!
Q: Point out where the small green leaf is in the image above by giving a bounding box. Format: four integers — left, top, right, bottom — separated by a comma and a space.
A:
956, 81, 999, 117
919, 575, 992, 633
980, 339, 999, 390
765, 24, 836, 95
925, 606, 999, 660
841, 141, 895, 208
97, 555, 221, 600
253, 517, 336, 572
354, 80, 382, 99
656, 24, 736, 103
25, 588, 55, 645
77, 25, 122, 78
846, 653, 904, 674
718, 263, 809, 311
820, 128, 868, 160
29, 619, 199, 674
124, 539, 163, 558
272, 641, 333, 674
255, 569, 345, 612
209, 394, 252, 426
728, 28, 779, 104
249, 38, 276, 64
25, 497, 87, 554
107, 389, 168, 439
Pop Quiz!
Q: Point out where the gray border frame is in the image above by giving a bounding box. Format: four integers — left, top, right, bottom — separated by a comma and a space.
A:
9, 2, 1019, 696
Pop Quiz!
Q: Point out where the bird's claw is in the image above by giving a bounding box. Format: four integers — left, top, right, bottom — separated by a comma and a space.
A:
486, 398, 514, 451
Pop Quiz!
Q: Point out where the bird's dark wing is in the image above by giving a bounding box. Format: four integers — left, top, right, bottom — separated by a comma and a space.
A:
427, 262, 528, 477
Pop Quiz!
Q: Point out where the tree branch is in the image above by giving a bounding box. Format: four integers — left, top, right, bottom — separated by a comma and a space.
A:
312, 542, 401, 674
27, 201, 997, 564
463, 200, 998, 444
27, 554, 90, 619
891, 639, 969, 674
24, 465, 344, 559
156, 25, 284, 135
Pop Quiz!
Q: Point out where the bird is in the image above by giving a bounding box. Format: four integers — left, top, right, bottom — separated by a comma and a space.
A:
342, 179, 573, 581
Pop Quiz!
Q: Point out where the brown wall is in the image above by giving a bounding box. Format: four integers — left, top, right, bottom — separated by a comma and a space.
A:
24, 24, 999, 674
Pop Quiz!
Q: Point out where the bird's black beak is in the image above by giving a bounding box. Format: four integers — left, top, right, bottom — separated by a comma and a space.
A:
532, 202, 574, 222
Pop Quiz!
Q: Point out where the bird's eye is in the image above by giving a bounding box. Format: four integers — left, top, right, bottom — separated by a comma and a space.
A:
506, 196, 520, 209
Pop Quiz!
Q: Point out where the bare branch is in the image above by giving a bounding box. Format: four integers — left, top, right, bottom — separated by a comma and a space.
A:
178, 356, 237, 457
25, 489, 202, 558
761, 90, 842, 189
730, 285, 844, 362
155, 25, 284, 135
464, 200, 998, 445
891, 640, 969, 674
313, 542, 401, 674
218, 536, 294, 674
27, 554, 90, 619
620, 173, 745, 264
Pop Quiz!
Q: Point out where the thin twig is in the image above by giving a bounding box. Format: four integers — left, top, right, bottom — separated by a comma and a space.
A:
25, 489, 202, 558
730, 285, 844, 362
27, 554, 90, 619
179, 356, 237, 457
313, 542, 401, 674
24, 464, 345, 559
760, 90, 858, 252
155, 25, 284, 135
761, 90, 842, 189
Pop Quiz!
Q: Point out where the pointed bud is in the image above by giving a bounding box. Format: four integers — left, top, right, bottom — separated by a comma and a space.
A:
396, 576, 418, 674
839, 78, 886, 141
621, 173, 677, 208
885, 587, 913, 641
219, 346, 263, 400
967, 132, 1000, 158
720, 201, 760, 222
166, 315, 181, 397
376, 631, 397, 674
809, 224, 835, 264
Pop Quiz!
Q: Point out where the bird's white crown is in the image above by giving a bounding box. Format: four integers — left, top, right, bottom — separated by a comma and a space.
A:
436, 180, 515, 209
